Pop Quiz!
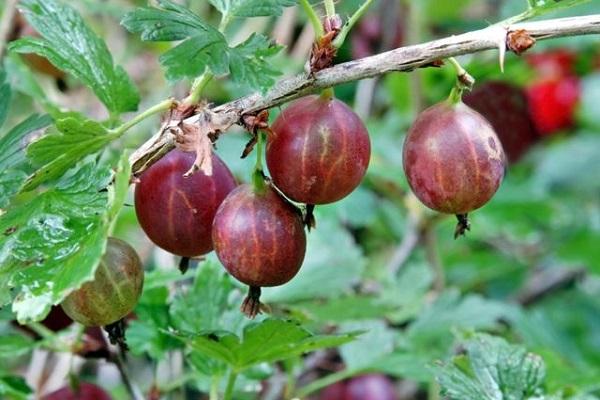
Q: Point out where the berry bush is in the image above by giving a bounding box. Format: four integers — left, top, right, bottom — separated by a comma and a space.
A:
0, 0, 599, 399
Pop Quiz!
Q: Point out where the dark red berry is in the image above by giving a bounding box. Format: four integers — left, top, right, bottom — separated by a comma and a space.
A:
345, 375, 398, 400
463, 81, 538, 163
267, 95, 371, 205
212, 184, 306, 317
351, 14, 403, 59
319, 381, 347, 400
213, 184, 306, 286
403, 101, 505, 235
42, 382, 112, 400
135, 150, 236, 257
526, 76, 580, 136
61, 238, 144, 327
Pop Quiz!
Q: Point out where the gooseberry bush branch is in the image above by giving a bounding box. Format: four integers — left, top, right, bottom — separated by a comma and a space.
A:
130, 13, 600, 175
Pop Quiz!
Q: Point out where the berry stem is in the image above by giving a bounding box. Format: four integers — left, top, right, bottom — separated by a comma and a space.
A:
111, 98, 175, 137
299, 0, 325, 37
446, 57, 475, 104
223, 370, 239, 400
324, 0, 336, 18
183, 71, 214, 106
252, 132, 267, 193
454, 213, 471, 238
240, 286, 263, 318
320, 87, 335, 100
332, 0, 376, 48
178, 257, 190, 274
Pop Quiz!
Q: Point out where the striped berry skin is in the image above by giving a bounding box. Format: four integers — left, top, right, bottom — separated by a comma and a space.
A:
134, 150, 236, 257
212, 184, 306, 287
266, 95, 371, 205
403, 101, 506, 215
61, 238, 143, 327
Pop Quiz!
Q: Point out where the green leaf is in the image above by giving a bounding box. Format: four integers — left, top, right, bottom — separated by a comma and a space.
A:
0, 70, 11, 130
1, 154, 131, 322
0, 171, 27, 209
10, 0, 139, 114
0, 335, 35, 359
432, 334, 546, 400
209, 0, 297, 17
181, 318, 357, 371
4, 54, 57, 113
122, 2, 283, 91
339, 320, 395, 370
22, 113, 117, 191
127, 267, 188, 359
0, 375, 32, 400
121, 0, 217, 41
262, 218, 366, 303
127, 286, 182, 359
170, 261, 242, 333
0, 113, 52, 207
227, 34, 283, 90
0, 114, 52, 170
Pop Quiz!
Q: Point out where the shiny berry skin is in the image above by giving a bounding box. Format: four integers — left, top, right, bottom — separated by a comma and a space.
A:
403, 101, 506, 215
135, 150, 236, 257
526, 77, 580, 136
61, 238, 144, 327
464, 81, 538, 163
212, 184, 306, 287
42, 383, 112, 400
267, 95, 371, 204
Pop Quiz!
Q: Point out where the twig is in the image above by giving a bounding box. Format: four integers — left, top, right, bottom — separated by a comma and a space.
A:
423, 225, 444, 292
98, 330, 144, 400
130, 15, 600, 175
386, 213, 420, 275
516, 266, 586, 306
0, 0, 19, 62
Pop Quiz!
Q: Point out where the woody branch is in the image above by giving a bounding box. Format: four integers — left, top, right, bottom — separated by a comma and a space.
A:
130, 14, 600, 175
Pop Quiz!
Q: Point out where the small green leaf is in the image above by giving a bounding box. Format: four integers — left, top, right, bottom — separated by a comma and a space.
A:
432, 334, 546, 400
181, 318, 357, 371
10, 0, 139, 114
4, 54, 57, 113
127, 269, 185, 359
121, 0, 217, 41
158, 33, 229, 81
0, 114, 52, 170
210, 0, 297, 17
0, 70, 11, 130
0, 171, 27, 209
228, 34, 283, 91
170, 261, 241, 333
122, 2, 283, 91
0, 113, 51, 207
22, 113, 117, 191
0, 375, 32, 399
339, 320, 395, 370
0, 335, 35, 359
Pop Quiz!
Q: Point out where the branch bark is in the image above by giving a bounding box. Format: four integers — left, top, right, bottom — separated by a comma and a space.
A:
130, 14, 600, 175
